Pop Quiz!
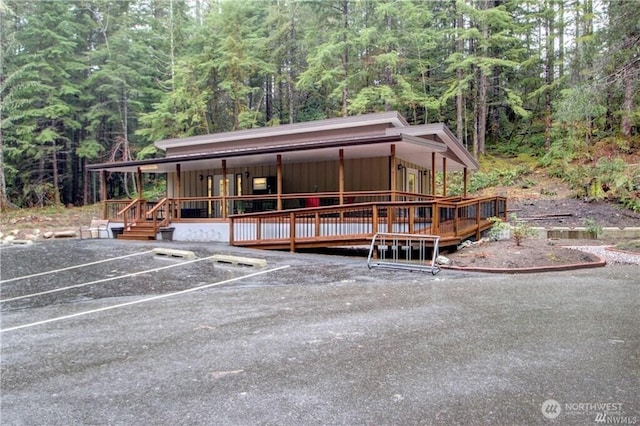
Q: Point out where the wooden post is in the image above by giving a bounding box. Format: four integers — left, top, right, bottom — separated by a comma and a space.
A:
339, 149, 345, 221
390, 145, 397, 201
454, 204, 459, 236
222, 159, 228, 218
408, 206, 415, 234
431, 152, 436, 196
101, 170, 108, 219
277, 154, 283, 211
257, 217, 262, 241
315, 212, 320, 237
442, 157, 447, 197
289, 211, 296, 252
476, 199, 482, 240
432, 201, 440, 235
137, 167, 143, 219
339, 149, 345, 205
463, 167, 468, 198
176, 164, 181, 220
372, 205, 379, 234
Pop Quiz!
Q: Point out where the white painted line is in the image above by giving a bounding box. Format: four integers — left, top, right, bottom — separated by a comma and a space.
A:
0, 265, 290, 333
0, 255, 218, 303
0, 251, 154, 284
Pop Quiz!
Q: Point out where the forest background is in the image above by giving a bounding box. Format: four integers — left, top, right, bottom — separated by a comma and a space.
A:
1, 0, 638, 212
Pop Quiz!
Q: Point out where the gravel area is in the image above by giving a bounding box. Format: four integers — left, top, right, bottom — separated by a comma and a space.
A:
2, 239, 639, 425
567, 245, 640, 265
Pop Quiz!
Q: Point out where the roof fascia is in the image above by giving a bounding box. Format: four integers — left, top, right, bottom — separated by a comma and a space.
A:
388, 124, 479, 170
401, 134, 448, 152
87, 134, 402, 172
155, 111, 408, 151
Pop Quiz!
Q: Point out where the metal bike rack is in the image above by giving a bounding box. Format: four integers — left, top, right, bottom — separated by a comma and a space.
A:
367, 233, 441, 275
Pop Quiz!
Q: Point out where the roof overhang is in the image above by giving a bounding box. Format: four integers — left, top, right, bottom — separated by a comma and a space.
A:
87, 134, 471, 174
86, 112, 478, 174
154, 111, 408, 151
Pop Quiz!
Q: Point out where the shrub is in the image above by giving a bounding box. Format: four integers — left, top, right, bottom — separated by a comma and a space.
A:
509, 214, 538, 246
487, 216, 511, 241
583, 218, 603, 238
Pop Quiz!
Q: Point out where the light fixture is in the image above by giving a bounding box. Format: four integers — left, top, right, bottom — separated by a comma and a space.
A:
245, 170, 250, 178
397, 164, 405, 170
199, 174, 204, 181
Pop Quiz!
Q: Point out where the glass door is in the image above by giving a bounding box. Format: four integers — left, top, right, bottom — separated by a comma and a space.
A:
406, 168, 420, 193
213, 174, 234, 217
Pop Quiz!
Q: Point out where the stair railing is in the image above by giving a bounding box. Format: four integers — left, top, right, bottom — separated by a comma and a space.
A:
146, 198, 170, 235
117, 198, 144, 230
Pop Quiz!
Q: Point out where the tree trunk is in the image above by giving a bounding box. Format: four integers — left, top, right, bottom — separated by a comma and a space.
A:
341, 0, 349, 117
265, 75, 273, 123
544, 0, 554, 151
52, 138, 61, 205
558, 0, 564, 79
456, 11, 464, 144
0, 125, 10, 211
477, 0, 489, 156
621, 66, 635, 137
478, 69, 487, 156
83, 157, 89, 206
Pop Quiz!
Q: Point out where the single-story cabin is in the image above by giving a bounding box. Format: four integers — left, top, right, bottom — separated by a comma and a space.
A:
88, 111, 506, 250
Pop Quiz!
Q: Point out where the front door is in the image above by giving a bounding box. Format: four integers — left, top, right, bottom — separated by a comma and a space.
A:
208, 174, 234, 217
406, 168, 420, 193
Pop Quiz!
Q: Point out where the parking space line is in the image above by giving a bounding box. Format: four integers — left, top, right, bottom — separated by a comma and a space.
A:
0, 265, 291, 333
0, 254, 220, 303
0, 251, 154, 284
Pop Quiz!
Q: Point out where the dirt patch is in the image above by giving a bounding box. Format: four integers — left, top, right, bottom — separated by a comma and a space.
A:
443, 238, 603, 269
0, 205, 103, 239
477, 171, 640, 228
509, 198, 640, 228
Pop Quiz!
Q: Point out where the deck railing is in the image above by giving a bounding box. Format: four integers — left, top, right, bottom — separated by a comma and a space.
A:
104, 193, 506, 250
104, 191, 458, 222
229, 196, 507, 251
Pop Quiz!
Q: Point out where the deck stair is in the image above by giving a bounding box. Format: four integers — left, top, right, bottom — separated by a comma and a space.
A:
118, 220, 158, 240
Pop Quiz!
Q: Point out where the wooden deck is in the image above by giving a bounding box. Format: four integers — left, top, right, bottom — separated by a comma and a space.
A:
103, 193, 507, 249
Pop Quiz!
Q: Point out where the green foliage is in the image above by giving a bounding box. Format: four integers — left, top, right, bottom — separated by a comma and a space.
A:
1, 0, 639, 210
583, 218, 603, 238
615, 240, 640, 253
540, 137, 640, 211
486, 214, 536, 246
508, 214, 537, 247
444, 160, 534, 196
487, 216, 510, 241
539, 137, 587, 178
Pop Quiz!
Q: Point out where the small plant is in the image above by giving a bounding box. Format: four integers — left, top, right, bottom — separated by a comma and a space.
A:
487, 216, 511, 241
509, 213, 537, 246
583, 218, 603, 238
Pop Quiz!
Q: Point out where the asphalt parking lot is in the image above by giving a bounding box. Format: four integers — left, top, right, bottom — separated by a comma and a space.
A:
1, 239, 638, 425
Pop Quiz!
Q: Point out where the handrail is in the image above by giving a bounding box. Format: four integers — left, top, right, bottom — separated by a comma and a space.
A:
117, 198, 140, 217
146, 197, 168, 216
141, 197, 169, 235
117, 198, 143, 230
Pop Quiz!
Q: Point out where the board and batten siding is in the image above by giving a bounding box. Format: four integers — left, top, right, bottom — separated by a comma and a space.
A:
166, 157, 432, 197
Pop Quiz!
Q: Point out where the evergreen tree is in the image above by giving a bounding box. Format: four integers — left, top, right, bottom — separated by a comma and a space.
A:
2, 0, 85, 207
84, 0, 164, 196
